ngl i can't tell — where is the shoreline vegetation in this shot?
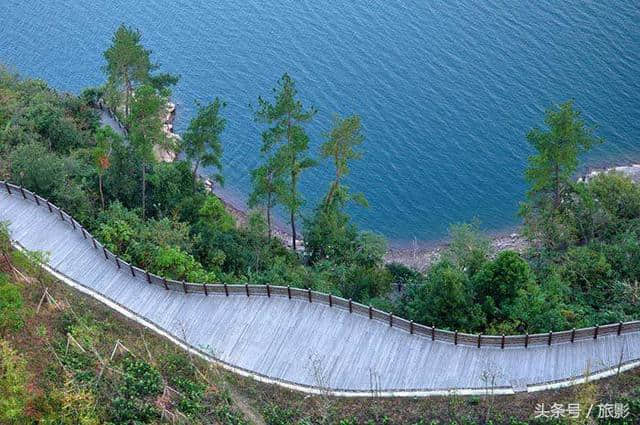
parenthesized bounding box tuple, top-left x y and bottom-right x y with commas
(144, 101, 640, 272)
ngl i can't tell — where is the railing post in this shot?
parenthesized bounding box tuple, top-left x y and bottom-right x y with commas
(59, 208, 64, 220)
(46, 200, 52, 213)
(501, 334, 505, 349)
(454, 330, 458, 345)
(348, 298, 352, 313)
(525, 333, 529, 348)
(71, 218, 76, 230)
(477, 333, 482, 348)
(4, 182, 11, 195)
(571, 328, 576, 343)
(594, 324, 599, 339)
(328, 294, 332, 307)
(92, 237, 97, 249)
(287, 286, 291, 299)
(162, 278, 169, 290)
(307, 288, 312, 303)
(129, 264, 135, 277)
(34, 195, 40, 206)
(115, 256, 120, 269)
(103, 246, 108, 260)
(368, 305, 372, 319)
(19, 186, 26, 199)
(266, 284, 271, 297)
(145, 271, 151, 284)
(431, 325, 435, 341)
(224, 283, 229, 296)
(389, 312, 393, 327)
(182, 280, 187, 294)
(410, 320, 414, 334)
(548, 330, 553, 345)
(618, 322, 623, 336)
(203, 284, 208, 296)
(80, 227, 87, 239)
(245, 284, 249, 297)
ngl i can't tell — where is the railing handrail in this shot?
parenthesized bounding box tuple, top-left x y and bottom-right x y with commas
(3, 180, 639, 348)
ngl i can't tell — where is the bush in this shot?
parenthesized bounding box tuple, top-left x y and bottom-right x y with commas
(407, 260, 485, 332)
(110, 356, 162, 423)
(0, 273, 23, 334)
(0, 340, 28, 424)
(473, 251, 534, 325)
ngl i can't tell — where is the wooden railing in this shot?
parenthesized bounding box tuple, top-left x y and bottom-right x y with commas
(4, 180, 640, 349)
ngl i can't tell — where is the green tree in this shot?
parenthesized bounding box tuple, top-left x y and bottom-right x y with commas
(444, 221, 491, 276)
(197, 196, 235, 233)
(321, 114, 366, 207)
(182, 98, 226, 190)
(129, 85, 164, 218)
(103, 25, 153, 118)
(254, 73, 316, 250)
(524, 100, 601, 208)
(472, 251, 535, 326)
(407, 260, 484, 332)
(248, 157, 286, 239)
(93, 126, 119, 209)
(521, 101, 602, 250)
(102, 25, 179, 118)
(9, 141, 66, 198)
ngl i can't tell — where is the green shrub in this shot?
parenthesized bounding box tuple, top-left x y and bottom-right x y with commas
(0, 273, 24, 334)
(0, 341, 28, 424)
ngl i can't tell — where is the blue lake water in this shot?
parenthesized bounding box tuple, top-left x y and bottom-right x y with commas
(1, 1, 639, 245)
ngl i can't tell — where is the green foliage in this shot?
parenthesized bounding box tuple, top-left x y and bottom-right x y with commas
(407, 260, 484, 332)
(197, 196, 235, 233)
(0, 273, 24, 334)
(182, 98, 226, 188)
(473, 251, 535, 325)
(129, 84, 165, 217)
(148, 160, 203, 219)
(9, 141, 66, 198)
(444, 221, 490, 276)
(0, 340, 28, 424)
(321, 114, 367, 207)
(110, 356, 162, 423)
(254, 73, 317, 250)
(248, 156, 287, 239)
(262, 403, 300, 425)
(93, 126, 119, 209)
(521, 100, 602, 250)
(102, 24, 178, 117)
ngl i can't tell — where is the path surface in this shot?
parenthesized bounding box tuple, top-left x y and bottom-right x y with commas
(1, 188, 640, 396)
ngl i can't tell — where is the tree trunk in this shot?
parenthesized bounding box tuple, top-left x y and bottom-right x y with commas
(124, 73, 132, 118)
(141, 163, 146, 219)
(291, 209, 297, 251)
(193, 161, 200, 192)
(554, 163, 560, 209)
(99, 173, 105, 210)
(267, 192, 272, 239)
(290, 167, 297, 251)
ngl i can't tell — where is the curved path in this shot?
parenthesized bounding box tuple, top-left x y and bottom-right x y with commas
(2, 187, 640, 396)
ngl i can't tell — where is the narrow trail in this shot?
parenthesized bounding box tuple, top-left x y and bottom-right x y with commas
(2, 184, 640, 397)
